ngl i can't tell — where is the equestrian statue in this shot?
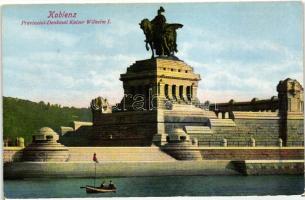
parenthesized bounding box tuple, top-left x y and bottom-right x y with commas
(139, 7, 183, 58)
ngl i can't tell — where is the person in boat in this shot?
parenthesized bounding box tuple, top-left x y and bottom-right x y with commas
(108, 180, 115, 189)
(100, 181, 105, 188)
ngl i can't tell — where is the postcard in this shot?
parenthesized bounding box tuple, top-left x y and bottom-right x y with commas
(2, 2, 304, 198)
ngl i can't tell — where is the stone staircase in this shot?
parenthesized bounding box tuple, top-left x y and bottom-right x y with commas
(165, 105, 217, 119)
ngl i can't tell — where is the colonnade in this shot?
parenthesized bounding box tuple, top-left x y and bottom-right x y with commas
(159, 83, 196, 101)
(124, 83, 197, 102)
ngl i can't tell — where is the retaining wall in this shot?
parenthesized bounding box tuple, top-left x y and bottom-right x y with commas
(199, 147, 304, 160)
(4, 160, 237, 179)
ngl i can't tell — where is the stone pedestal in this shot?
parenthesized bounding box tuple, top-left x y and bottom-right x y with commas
(160, 128, 202, 160)
(88, 58, 205, 147)
(23, 127, 69, 162)
(277, 78, 304, 146)
(119, 58, 201, 111)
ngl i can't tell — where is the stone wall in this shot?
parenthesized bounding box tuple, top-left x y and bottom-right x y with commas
(4, 160, 239, 179)
(199, 147, 304, 160)
(232, 160, 304, 175)
(60, 126, 93, 146)
(286, 114, 304, 146)
(4, 159, 303, 179)
(91, 110, 157, 146)
(5, 146, 303, 163)
(61, 110, 158, 146)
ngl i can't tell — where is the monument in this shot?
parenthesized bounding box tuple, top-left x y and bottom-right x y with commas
(3, 6, 304, 186)
(139, 6, 183, 58)
(60, 7, 304, 151)
(80, 7, 216, 148)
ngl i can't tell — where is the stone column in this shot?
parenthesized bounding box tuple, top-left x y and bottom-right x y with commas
(159, 82, 165, 97)
(278, 138, 283, 147)
(175, 85, 180, 100)
(222, 138, 227, 147)
(168, 84, 173, 99)
(192, 86, 198, 100)
(250, 137, 256, 147)
(183, 86, 188, 101)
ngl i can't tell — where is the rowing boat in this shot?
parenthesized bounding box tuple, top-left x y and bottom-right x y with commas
(81, 185, 116, 193)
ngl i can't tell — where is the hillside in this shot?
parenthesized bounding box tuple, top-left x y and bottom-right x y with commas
(3, 96, 92, 145)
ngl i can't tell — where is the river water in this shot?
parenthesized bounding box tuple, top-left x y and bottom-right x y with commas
(4, 175, 304, 198)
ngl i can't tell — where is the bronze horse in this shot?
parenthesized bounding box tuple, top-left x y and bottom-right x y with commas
(140, 19, 183, 58)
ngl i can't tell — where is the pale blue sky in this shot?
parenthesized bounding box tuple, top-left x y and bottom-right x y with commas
(2, 2, 303, 107)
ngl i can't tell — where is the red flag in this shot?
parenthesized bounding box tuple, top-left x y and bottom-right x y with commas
(93, 153, 99, 163)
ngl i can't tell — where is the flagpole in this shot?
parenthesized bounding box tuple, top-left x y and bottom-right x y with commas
(94, 162, 96, 187)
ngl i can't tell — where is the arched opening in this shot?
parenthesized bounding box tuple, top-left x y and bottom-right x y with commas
(179, 86, 183, 99)
(172, 85, 176, 99)
(46, 135, 53, 140)
(186, 86, 191, 101)
(165, 84, 169, 98)
(180, 136, 186, 142)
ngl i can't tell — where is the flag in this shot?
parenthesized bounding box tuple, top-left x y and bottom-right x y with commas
(93, 153, 99, 163)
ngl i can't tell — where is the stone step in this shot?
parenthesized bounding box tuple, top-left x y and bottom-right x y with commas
(185, 125, 213, 134)
(233, 111, 279, 119)
(172, 104, 202, 111)
(209, 119, 236, 127)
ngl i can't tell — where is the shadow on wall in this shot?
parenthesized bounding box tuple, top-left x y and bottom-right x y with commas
(59, 126, 93, 146)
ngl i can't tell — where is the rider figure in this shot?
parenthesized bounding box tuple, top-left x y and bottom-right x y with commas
(109, 180, 115, 189)
(151, 7, 167, 55)
(100, 181, 105, 188)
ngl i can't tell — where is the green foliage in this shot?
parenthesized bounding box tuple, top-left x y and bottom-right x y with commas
(3, 96, 92, 146)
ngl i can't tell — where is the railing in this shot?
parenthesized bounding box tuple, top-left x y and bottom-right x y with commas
(198, 141, 222, 147)
(198, 140, 304, 147)
(255, 141, 278, 146)
(286, 141, 304, 147)
(227, 141, 250, 147)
